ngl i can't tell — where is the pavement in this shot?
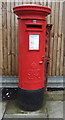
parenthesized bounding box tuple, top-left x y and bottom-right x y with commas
(1, 90, 65, 120)
(0, 101, 7, 120)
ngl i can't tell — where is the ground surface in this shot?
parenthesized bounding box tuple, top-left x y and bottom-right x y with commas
(2, 90, 65, 119)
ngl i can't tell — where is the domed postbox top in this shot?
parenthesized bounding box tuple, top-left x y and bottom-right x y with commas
(13, 4, 51, 20)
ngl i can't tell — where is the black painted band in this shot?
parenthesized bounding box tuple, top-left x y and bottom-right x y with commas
(17, 87, 44, 111)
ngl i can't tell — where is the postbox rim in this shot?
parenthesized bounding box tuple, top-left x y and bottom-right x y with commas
(13, 4, 51, 17)
(13, 4, 51, 10)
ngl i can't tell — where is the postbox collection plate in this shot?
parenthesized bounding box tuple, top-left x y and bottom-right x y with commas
(29, 34, 39, 50)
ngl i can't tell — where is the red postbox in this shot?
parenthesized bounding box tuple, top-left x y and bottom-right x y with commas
(13, 5, 51, 111)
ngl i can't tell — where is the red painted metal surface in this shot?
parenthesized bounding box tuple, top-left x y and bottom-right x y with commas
(13, 5, 51, 90)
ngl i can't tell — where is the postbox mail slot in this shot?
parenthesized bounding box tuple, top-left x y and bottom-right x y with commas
(27, 24, 42, 29)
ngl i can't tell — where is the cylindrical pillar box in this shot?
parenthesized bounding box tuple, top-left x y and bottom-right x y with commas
(13, 5, 51, 111)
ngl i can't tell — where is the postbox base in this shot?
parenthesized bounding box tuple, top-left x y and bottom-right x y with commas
(17, 87, 44, 111)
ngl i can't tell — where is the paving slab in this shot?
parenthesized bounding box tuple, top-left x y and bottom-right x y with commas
(46, 101, 63, 118)
(0, 101, 7, 120)
(4, 99, 47, 118)
(63, 101, 65, 120)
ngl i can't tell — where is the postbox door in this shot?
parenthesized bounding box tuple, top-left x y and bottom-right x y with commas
(28, 32, 45, 89)
(18, 20, 46, 90)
